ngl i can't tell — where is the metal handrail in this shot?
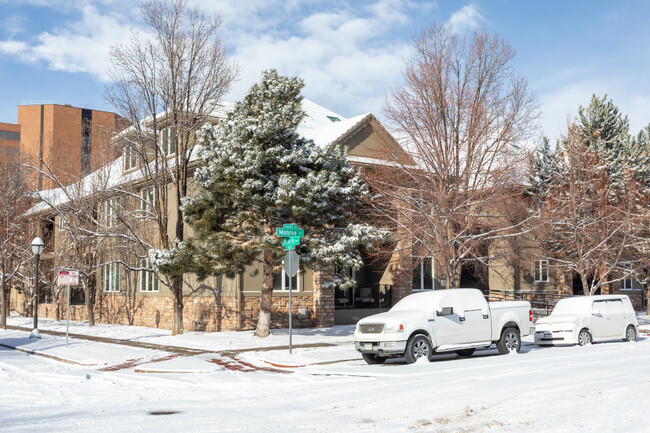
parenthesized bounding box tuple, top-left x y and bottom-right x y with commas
(484, 289, 571, 317)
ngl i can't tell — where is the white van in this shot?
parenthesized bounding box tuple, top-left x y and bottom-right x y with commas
(534, 295, 638, 346)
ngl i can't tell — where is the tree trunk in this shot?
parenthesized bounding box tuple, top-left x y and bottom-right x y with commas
(255, 249, 275, 338)
(581, 274, 590, 296)
(171, 277, 184, 335)
(84, 278, 96, 327)
(55, 294, 60, 322)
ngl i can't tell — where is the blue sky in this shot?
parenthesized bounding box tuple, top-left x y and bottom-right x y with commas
(1, 0, 649, 142)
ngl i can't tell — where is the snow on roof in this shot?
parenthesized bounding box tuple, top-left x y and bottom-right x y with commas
(27, 99, 381, 215)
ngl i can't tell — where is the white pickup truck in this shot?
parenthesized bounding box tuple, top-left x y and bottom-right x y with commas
(354, 289, 533, 364)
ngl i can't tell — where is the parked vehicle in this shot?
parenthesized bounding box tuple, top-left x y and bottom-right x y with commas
(354, 288, 533, 364)
(534, 295, 638, 346)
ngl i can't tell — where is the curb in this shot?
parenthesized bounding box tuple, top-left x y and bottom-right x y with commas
(0, 343, 95, 366)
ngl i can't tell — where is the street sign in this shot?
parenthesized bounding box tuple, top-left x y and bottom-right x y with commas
(276, 223, 304, 238)
(277, 224, 303, 355)
(58, 269, 79, 349)
(58, 270, 79, 286)
(276, 226, 304, 238)
(284, 250, 299, 277)
(282, 236, 300, 250)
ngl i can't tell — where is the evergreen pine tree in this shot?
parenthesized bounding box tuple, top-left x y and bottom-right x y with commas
(630, 123, 650, 186)
(150, 70, 385, 337)
(577, 94, 631, 192)
(528, 136, 560, 203)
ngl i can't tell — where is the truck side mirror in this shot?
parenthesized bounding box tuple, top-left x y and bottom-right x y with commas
(591, 308, 601, 316)
(437, 306, 453, 316)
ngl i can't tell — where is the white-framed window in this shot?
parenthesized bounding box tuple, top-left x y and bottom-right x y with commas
(140, 186, 155, 212)
(105, 198, 118, 227)
(123, 145, 138, 172)
(273, 263, 301, 291)
(104, 262, 120, 292)
(160, 127, 176, 156)
(412, 257, 435, 290)
(622, 275, 634, 290)
(534, 260, 549, 282)
(140, 259, 159, 292)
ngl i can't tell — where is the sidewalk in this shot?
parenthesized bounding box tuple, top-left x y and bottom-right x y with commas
(0, 317, 360, 373)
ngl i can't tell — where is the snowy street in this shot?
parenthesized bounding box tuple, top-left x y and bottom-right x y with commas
(1, 318, 649, 432)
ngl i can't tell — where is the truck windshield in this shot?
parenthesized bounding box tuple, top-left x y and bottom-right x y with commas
(391, 292, 441, 312)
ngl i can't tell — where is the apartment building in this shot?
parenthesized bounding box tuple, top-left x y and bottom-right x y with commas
(17, 104, 124, 190)
(0, 122, 20, 163)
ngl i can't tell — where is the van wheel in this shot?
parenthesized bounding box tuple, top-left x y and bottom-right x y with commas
(362, 353, 387, 364)
(404, 335, 433, 364)
(625, 325, 637, 342)
(578, 329, 592, 346)
(497, 327, 521, 354)
(455, 348, 475, 357)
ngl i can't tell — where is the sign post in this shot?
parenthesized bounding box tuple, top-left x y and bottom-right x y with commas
(58, 270, 79, 348)
(276, 224, 303, 354)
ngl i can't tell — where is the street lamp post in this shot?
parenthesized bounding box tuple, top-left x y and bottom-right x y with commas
(30, 237, 44, 339)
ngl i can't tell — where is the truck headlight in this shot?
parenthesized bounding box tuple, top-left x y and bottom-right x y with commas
(385, 323, 404, 333)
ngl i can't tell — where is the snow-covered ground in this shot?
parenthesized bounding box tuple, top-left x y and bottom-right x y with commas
(2, 316, 650, 432)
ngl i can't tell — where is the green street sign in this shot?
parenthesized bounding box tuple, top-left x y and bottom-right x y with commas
(282, 237, 300, 250)
(276, 225, 304, 238)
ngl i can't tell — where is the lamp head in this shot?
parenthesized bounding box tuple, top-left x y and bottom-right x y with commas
(31, 237, 44, 256)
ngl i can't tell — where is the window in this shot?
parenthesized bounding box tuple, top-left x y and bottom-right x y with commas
(534, 260, 549, 282)
(69, 287, 85, 305)
(105, 198, 118, 227)
(141, 260, 159, 292)
(81, 109, 92, 176)
(104, 262, 120, 292)
(412, 257, 435, 290)
(622, 275, 633, 290)
(160, 127, 176, 156)
(38, 286, 53, 304)
(123, 145, 138, 171)
(273, 262, 300, 291)
(140, 186, 155, 212)
(326, 116, 341, 123)
(0, 130, 20, 141)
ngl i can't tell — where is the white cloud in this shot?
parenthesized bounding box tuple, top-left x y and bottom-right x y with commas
(447, 4, 485, 34)
(0, 40, 28, 55)
(0, 0, 423, 120)
(221, 1, 419, 119)
(538, 79, 650, 142)
(0, 3, 138, 81)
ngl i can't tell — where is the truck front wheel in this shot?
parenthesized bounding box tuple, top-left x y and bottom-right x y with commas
(362, 353, 387, 364)
(497, 327, 521, 354)
(404, 335, 433, 364)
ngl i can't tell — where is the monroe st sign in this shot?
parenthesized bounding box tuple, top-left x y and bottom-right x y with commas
(276, 223, 303, 251)
(275, 223, 304, 353)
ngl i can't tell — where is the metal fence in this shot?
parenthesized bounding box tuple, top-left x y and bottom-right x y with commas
(484, 289, 571, 317)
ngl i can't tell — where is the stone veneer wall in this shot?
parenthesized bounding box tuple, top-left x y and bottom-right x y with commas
(312, 269, 334, 327)
(35, 293, 316, 332)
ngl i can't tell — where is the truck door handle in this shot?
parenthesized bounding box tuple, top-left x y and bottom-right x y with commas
(483, 314, 489, 319)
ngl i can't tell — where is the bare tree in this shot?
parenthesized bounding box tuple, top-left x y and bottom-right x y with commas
(26, 155, 120, 326)
(370, 23, 539, 288)
(105, 0, 237, 335)
(0, 161, 32, 329)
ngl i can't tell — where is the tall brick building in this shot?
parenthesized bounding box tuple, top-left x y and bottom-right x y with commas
(0, 122, 21, 164)
(17, 104, 124, 190)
